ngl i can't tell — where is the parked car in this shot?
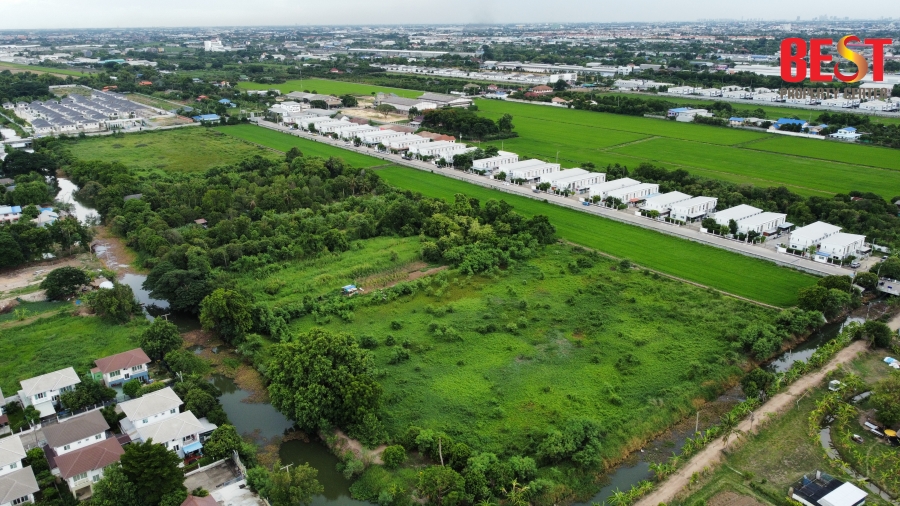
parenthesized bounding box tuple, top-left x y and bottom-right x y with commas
(850, 260, 861, 268)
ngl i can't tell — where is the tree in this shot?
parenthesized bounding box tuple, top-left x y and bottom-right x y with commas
(261, 461, 324, 506)
(140, 319, 183, 361)
(60, 376, 116, 411)
(119, 440, 185, 506)
(203, 424, 244, 461)
(340, 95, 358, 107)
(285, 147, 303, 163)
(268, 328, 382, 431)
(728, 219, 738, 236)
(862, 320, 893, 348)
(381, 445, 407, 470)
(165, 349, 209, 376)
(855, 271, 878, 291)
(877, 257, 900, 279)
(123, 379, 142, 398)
(0, 232, 25, 268)
(418, 465, 465, 506)
(740, 368, 774, 399)
(376, 104, 397, 117)
(553, 79, 568, 91)
(871, 371, 900, 426)
(40, 266, 89, 300)
(90, 464, 142, 506)
(184, 388, 218, 418)
(87, 282, 141, 323)
(309, 99, 328, 109)
(498, 113, 514, 132)
(199, 288, 253, 345)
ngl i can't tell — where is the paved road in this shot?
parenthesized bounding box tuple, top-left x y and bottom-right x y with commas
(253, 120, 849, 278)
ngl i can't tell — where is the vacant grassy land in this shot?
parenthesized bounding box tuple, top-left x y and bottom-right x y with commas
(288, 244, 771, 464)
(0, 314, 148, 394)
(375, 166, 815, 307)
(68, 127, 274, 175)
(747, 135, 900, 171)
(238, 78, 422, 98)
(610, 137, 900, 198)
(246, 236, 425, 308)
(0, 62, 90, 77)
(215, 124, 390, 167)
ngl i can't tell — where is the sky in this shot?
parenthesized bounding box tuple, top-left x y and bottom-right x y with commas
(0, 0, 897, 29)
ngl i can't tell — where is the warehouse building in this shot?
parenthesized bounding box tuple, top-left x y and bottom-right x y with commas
(670, 196, 718, 222)
(501, 159, 560, 182)
(607, 182, 660, 205)
(711, 204, 762, 227)
(587, 178, 641, 199)
(472, 151, 519, 174)
(546, 169, 605, 192)
(641, 191, 692, 215)
(817, 233, 868, 260)
(410, 140, 473, 159)
(735, 212, 787, 235)
(389, 135, 431, 151)
(789, 221, 842, 251)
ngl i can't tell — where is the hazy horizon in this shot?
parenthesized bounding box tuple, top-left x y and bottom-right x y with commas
(1, 0, 898, 31)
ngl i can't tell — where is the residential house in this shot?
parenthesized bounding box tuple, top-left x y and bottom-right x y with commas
(790, 472, 866, 506)
(116, 387, 183, 435)
(91, 348, 151, 388)
(773, 118, 808, 130)
(418, 132, 455, 142)
(43, 411, 123, 497)
(817, 233, 868, 260)
(735, 212, 787, 235)
(501, 159, 560, 182)
(529, 85, 553, 95)
(43, 411, 110, 457)
(586, 178, 641, 199)
(53, 438, 124, 497)
(18, 367, 81, 418)
(181, 496, 218, 506)
(789, 221, 842, 251)
(712, 204, 762, 227)
(830, 127, 862, 141)
(0, 206, 22, 224)
(670, 196, 718, 222)
(471, 151, 519, 174)
(0, 435, 39, 506)
(134, 411, 214, 459)
(358, 130, 409, 146)
(641, 191, 692, 215)
(551, 97, 569, 105)
(337, 125, 380, 140)
(546, 169, 605, 192)
(606, 183, 660, 205)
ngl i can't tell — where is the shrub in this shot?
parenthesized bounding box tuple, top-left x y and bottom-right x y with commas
(381, 445, 407, 469)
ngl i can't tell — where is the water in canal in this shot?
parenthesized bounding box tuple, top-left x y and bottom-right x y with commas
(56, 178, 100, 224)
(765, 317, 863, 373)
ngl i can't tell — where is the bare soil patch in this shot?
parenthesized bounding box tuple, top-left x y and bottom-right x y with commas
(708, 490, 766, 506)
(0, 256, 88, 294)
(358, 262, 447, 290)
(326, 428, 387, 465)
(92, 226, 141, 273)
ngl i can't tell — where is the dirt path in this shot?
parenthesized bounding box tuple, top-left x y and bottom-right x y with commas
(887, 312, 900, 331)
(635, 340, 869, 506)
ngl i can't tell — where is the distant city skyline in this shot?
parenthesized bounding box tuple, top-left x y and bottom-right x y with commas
(1, 0, 898, 30)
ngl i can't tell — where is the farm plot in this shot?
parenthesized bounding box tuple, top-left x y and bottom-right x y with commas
(238, 78, 422, 98)
(610, 137, 900, 198)
(374, 166, 815, 307)
(746, 135, 900, 171)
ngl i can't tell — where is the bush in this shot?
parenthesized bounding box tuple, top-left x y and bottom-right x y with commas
(381, 445, 407, 470)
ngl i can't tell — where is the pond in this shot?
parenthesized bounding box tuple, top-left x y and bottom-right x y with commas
(55, 178, 100, 224)
(210, 374, 369, 506)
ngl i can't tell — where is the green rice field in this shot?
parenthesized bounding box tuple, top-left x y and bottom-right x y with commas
(374, 166, 816, 307)
(238, 78, 422, 98)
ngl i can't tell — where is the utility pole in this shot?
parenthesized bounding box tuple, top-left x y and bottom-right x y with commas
(695, 410, 700, 434)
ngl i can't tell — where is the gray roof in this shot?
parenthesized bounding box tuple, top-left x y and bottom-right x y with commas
(117, 387, 182, 421)
(42, 410, 109, 449)
(0, 467, 39, 505)
(135, 411, 208, 443)
(380, 96, 428, 107)
(0, 434, 26, 468)
(19, 367, 80, 397)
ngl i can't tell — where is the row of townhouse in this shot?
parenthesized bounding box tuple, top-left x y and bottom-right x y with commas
(788, 221, 868, 261)
(8, 349, 216, 499)
(16, 90, 153, 135)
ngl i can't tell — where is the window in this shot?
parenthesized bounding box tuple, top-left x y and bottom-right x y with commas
(12, 496, 30, 505)
(95, 434, 102, 440)
(73, 472, 87, 481)
(109, 370, 121, 378)
(131, 365, 142, 371)
(35, 392, 46, 400)
(170, 409, 176, 414)
(63, 445, 70, 451)
(10, 462, 17, 469)
(93, 473, 102, 482)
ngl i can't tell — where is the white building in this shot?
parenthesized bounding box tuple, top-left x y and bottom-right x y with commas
(818, 233, 867, 260)
(711, 204, 762, 227)
(338, 125, 380, 139)
(641, 191, 692, 215)
(696, 88, 723, 97)
(376, 96, 437, 112)
(43, 411, 109, 456)
(410, 140, 473, 159)
(388, 135, 431, 151)
(43, 410, 123, 497)
(830, 127, 862, 141)
(606, 183, 660, 205)
(0, 435, 39, 506)
(316, 120, 353, 134)
(471, 151, 519, 173)
(358, 130, 409, 145)
(722, 90, 752, 99)
(117, 387, 183, 435)
(752, 92, 785, 102)
(735, 212, 786, 235)
(789, 221, 842, 251)
(18, 367, 81, 417)
(134, 411, 214, 459)
(91, 348, 151, 388)
(668, 86, 699, 94)
(859, 100, 899, 112)
(501, 159, 560, 182)
(546, 169, 605, 192)
(821, 96, 858, 108)
(587, 178, 641, 199)
(670, 196, 718, 222)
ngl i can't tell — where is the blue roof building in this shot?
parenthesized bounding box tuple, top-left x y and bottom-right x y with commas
(192, 114, 221, 122)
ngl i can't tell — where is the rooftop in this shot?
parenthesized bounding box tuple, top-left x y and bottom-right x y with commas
(588, 178, 641, 192)
(0, 434, 26, 468)
(117, 387, 182, 421)
(792, 221, 842, 239)
(53, 437, 124, 480)
(819, 232, 867, 247)
(19, 367, 80, 397)
(94, 348, 151, 374)
(0, 467, 39, 505)
(643, 191, 692, 207)
(43, 410, 110, 450)
(136, 411, 210, 444)
(713, 204, 762, 222)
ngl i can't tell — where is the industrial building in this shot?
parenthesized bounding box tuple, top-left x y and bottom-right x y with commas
(670, 196, 718, 222)
(641, 191, 692, 215)
(587, 178, 641, 199)
(789, 221, 842, 251)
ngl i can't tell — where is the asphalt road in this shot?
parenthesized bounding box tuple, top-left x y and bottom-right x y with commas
(255, 119, 850, 278)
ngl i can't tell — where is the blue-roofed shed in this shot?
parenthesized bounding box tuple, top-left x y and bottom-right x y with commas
(192, 114, 221, 122)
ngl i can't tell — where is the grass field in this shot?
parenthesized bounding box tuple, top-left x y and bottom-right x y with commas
(68, 128, 275, 175)
(746, 135, 900, 170)
(0, 314, 149, 395)
(287, 244, 771, 464)
(375, 166, 815, 307)
(215, 124, 390, 167)
(0, 62, 91, 77)
(238, 78, 422, 98)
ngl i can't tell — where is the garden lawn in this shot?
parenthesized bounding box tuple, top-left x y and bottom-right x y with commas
(237, 78, 422, 98)
(68, 127, 274, 175)
(746, 135, 900, 171)
(288, 244, 773, 464)
(374, 166, 816, 307)
(214, 124, 389, 168)
(0, 314, 149, 395)
(609, 137, 900, 198)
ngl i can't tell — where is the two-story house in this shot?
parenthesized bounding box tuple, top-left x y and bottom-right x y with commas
(18, 368, 81, 418)
(116, 387, 182, 436)
(91, 348, 151, 388)
(42, 411, 123, 497)
(117, 388, 215, 459)
(0, 435, 39, 506)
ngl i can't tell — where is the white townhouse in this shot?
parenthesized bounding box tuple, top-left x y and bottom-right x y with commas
(668, 86, 699, 94)
(735, 212, 786, 235)
(696, 88, 723, 97)
(135, 411, 214, 459)
(358, 130, 409, 146)
(116, 387, 183, 435)
(670, 196, 718, 222)
(712, 204, 762, 227)
(388, 135, 431, 151)
(43, 411, 123, 497)
(587, 178, 641, 199)
(0, 435, 39, 506)
(299, 116, 341, 131)
(817, 233, 867, 260)
(472, 151, 519, 173)
(316, 120, 353, 134)
(641, 191, 692, 215)
(502, 159, 560, 182)
(18, 367, 81, 417)
(547, 169, 605, 193)
(722, 90, 752, 99)
(338, 125, 380, 139)
(91, 348, 151, 388)
(409, 140, 473, 159)
(606, 183, 660, 205)
(789, 221, 842, 251)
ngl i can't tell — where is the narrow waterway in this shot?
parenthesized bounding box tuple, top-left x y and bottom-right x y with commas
(765, 317, 863, 373)
(55, 178, 99, 224)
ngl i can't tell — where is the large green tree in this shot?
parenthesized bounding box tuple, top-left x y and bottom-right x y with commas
(418, 465, 465, 506)
(40, 266, 90, 300)
(268, 328, 382, 431)
(199, 288, 253, 345)
(250, 461, 323, 506)
(90, 464, 142, 506)
(119, 440, 185, 506)
(59, 376, 116, 411)
(87, 282, 141, 323)
(140, 319, 183, 361)
(871, 371, 900, 426)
